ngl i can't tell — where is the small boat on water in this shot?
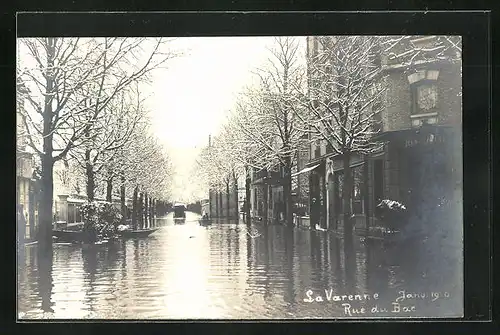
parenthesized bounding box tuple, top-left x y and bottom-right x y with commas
(117, 227, 159, 238)
(198, 219, 212, 226)
(81, 238, 111, 250)
(52, 229, 85, 243)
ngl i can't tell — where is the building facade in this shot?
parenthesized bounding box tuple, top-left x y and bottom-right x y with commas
(249, 166, 285, 224)
(304, 36, 462, 233)
(208, 186, 239, 219)
(52, 159, 134, 227)
(16, 80, 36, 241)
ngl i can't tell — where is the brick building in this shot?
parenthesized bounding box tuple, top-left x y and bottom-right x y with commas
(303, 36, 462, 233)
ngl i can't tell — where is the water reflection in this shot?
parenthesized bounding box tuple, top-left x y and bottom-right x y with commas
(18, 212, 463, 319)
(38, 248, 54, 314)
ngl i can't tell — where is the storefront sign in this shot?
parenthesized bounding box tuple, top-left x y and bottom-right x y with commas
(404, 133, 443, 148)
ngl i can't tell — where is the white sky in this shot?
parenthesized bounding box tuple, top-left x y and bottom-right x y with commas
(17, 36, 307, 202)
(145, 37, 275, 149)
(142, 37, 279, 201)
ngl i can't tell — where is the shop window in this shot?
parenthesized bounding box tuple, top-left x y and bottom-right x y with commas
(352, 165, 365, 214)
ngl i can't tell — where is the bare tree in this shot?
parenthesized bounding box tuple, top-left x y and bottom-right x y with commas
(198, 133, 236, 219)
(68, 84, 147, 202)
(233, 37, 308, 226)
(17, 37, 176, 251)
(297, 36, 386, 239)
(122, 128, 173, 229)
(381, 35, 462, 68)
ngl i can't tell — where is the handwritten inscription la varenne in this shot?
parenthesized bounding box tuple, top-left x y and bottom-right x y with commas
(303, 289, 451, 316)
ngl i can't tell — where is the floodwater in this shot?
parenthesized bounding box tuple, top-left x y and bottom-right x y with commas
(17, 211, 463, 320)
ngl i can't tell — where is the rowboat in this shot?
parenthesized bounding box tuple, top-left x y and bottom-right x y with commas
(198, 219, 212, 226)
(82, 238, 111, 250)
(52, 229, 85, 243)
(117, 227, 159, 238)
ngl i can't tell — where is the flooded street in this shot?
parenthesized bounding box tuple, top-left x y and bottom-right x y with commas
(17, 212, 462, 319)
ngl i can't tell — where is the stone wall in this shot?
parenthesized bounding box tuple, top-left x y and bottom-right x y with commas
(382, 71, 413, 132)
(436, 63, 462, 126)
(381, 62, 462, 133)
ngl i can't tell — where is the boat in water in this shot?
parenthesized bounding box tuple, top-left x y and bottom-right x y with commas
(52, 229, 86, 243)
(198, 215, 212, 226)
(117, 227, 159, 238)
(53, 222, 159, 243)
(81, 238, 111, 250)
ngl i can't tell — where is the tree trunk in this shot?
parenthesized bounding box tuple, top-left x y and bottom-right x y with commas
(214, 190, 219, 218)
(106, 177, 113, 203)
(342, 151, 354, 240)
(226, 181, 230, 220)
(85, 149, 95, 202)
(151, 198, 155, 227)
(363, 157, 370, 235)
(120, 173, 126, 225)
(37, 37, 56, 254)
(38, 154, 54, 254)
(132, 186, 138, 230)
(219, 192, 223, 218)
(263, 181, 268, 225)
(245, 166, 251, 225)
(138, 192, 144, 229)
(283, 164, 293, 227)
(233, 175, 239, 222)
(143, 193, 148, 228)
(145, 193, 150, 228)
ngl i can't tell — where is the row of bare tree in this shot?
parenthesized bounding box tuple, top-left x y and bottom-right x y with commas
(196, 35, 461, 239)
(17, 37, 178, 252)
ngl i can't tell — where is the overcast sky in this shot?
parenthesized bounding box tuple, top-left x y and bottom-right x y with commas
(18, 36, 306, 202)
(143, 37, 279, 201)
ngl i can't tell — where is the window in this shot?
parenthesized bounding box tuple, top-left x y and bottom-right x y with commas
(75, 205, 82, 223)
(314, 140, 321, 158)
(411, 81, 438, 115)
(352, 165, 365, 214)
(334, 171, 344, 214)
(408, 70, 440, 117)
(416, 84, 438, 112)
(372, 100, 383, 132)
(68, 204, 75, 223)
(326, 142, 333, 154)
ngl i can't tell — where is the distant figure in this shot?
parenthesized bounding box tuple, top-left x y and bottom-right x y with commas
(202, 211, 209, 220)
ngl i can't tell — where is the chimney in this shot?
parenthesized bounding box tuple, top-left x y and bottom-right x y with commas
(208, 135, 211, 147)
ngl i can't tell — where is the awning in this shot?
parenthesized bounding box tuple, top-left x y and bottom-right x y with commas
(291, 164, 320, 177)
